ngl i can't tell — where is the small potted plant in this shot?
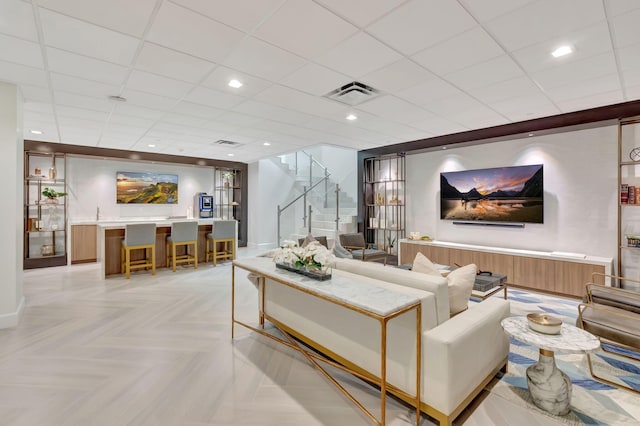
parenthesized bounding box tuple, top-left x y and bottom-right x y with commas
(42, 187, 67, 204)
(386, 235, 396, 253)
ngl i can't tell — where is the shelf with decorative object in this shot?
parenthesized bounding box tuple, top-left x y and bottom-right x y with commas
(24, 151, 68, 269)
(363, 156, 406, 255)
(618, 117, 640, 285)
(214, 167, 245, 245)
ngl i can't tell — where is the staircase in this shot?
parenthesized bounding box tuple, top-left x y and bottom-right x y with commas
(275, 152, 358, 245)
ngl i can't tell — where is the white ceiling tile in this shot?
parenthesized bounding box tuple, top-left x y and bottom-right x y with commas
(412, 27, 504, 76)
(445, 55, 525, 91)
(113, 103, 166, 120)
(39, 8, 139, 65)
(626, 85, 640, 100)
(280, 63, 350, 96)
(254, 85, 344, 116)
(120, 88, 177, 111)
(23, 102, 55, 115)
(606, 0, 640, 17)
(623, 68, 640, 88)
(54, 91, 112, 111)
(469, 76, 542, 104)
(170, 101, 224, 120)
(0, 33, 43, 68)
(546, 73, 621, 103)
(489, 93, 561, 121)
(46, 47, 128, 85)
(448, 106, 510, 129)
(355, 96, 434, 124)
(0, 60, 47, 87)
(109, 113, 155, 128)
(485, 0, 605, 51)
(126, 70, 193, 99)
(185, 86, 245, 109)
(20, 85, 52, 103)
(395, 78, 462, 107)
(215, 112, 264, 127)
(315, 0, 406, 28)
(36, 0, 157, 37)
(423, 92, 485, 116)
(170, 0, 281, 33)
(103, 123, 148, 137)
(512, 22, 612, 74)
(147, 2, 245, 63)
(611, 8, 640, 49)
(255, 1, 357, 58)
(532, 52, 617, 90)
(360, 59, 435, 93)
(409, 116, 469, 136)
(25, 130, 59, 143)
(56, 105, 109, 122)
(201, 120, 240, 135)
(618, 43, 640, 71)
(316, 32, 403, 78)
(0, 0, 38, 41)
(201, 66, 272, 97)
(459, 0, 535, 22)
(50, 73, 120, 99)
(161, 113, 206, 128)
(366, 0, 476, 55)
(223, 37, 307, 82)
(135, 43, 216, 84)
(556, 90, 624, 113)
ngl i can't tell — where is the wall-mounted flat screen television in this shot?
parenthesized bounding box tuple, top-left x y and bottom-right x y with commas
(116, 171, 178, 204)
(440, 164, 543, 224)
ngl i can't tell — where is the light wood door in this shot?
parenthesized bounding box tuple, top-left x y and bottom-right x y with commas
(555, 261, 606, 297)
(472, 252, 514, 282)
(513, 257, 555, 292)
(71, 224, 97, 263)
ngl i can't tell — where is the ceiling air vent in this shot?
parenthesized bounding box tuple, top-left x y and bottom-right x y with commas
(325, 81, 379, 106)
(214, 140, 242, 147)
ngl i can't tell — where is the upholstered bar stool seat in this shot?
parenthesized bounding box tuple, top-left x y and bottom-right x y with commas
(166, 221, 198, 272)
(206, 220, 236, 266)
(121, 223, 156, 279)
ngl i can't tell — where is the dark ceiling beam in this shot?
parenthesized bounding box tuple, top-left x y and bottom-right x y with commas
(360, 99, 640, 157)
(24, 140, 246, 169)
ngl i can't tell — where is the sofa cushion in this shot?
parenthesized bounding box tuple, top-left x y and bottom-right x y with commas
(412, 252, 441, 276)
(447, 264, 477, 315)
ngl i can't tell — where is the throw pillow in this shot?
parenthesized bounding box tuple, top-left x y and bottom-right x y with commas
(447, 263, 477, 315)
(412, 252, 441, 276)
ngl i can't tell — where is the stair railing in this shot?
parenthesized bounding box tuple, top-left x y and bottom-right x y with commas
(277, 175, 330, 245)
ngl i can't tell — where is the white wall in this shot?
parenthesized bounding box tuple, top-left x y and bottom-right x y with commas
(67, 157, 214, 220)
(0, 82, 24, 328)
(304, 145, 358, 202)
(406, 125, 618, 260)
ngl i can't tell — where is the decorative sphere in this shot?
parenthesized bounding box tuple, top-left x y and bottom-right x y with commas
(630, 147, 640, 162)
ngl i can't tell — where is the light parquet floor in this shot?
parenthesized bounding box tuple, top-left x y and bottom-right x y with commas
(0, 249, 562, 426)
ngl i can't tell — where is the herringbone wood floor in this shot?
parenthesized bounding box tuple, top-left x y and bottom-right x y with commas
(0, 249, 558, 426)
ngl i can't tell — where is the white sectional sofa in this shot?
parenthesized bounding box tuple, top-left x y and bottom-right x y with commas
(260, 257, 511, 426)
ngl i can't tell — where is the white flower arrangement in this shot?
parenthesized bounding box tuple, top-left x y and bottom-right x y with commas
(273, 240, 335, 271)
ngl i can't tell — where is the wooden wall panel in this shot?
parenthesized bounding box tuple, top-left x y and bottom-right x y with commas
(448, 249, 474, 268)
(555, 261, 605, 297)
(513, 257, 555, 292)
(472, 252, 514, 282)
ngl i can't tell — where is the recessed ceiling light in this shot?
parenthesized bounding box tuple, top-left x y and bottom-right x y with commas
(227, 153, 235, 157)
(147, 144, 156, 147)
(228, 79, 243, 88)
(551, 45, 572, 58)
(528, 133, 535, 137)
(441, 146, 447, 150)
(30, 130, 43, 135)
(263, 142, 271, 146)
(346, 114, 357, 121)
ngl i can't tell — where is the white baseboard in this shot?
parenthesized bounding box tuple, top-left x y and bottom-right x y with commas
(0, 296, 25, 329)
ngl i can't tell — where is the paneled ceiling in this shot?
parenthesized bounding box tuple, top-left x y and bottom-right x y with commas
(2, 0, 639, 163)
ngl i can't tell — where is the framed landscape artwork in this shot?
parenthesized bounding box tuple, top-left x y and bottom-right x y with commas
(116, 172, 178, 204)
(440, 164, 543, 224)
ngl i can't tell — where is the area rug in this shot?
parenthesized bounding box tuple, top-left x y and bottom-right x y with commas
(492, 289, 640, 425)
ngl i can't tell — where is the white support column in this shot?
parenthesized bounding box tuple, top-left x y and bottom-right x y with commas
(0, 81, 25, 328)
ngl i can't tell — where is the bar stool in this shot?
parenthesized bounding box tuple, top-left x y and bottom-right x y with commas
(166, 221, 198, 272)
(206, 220, 236, 266)
(120, 223, 156, 279)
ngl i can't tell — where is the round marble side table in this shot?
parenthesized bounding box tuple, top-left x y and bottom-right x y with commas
(501, 316, 600, 416)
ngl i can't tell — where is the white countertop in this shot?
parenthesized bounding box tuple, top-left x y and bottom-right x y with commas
(501, 317, 600, 354)
(234, 257, 420, 317)
(399, 238, 612, 265)
(70, 217, 217, 228)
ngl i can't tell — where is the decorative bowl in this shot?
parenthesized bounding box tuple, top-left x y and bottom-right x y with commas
(527, 313, 562, 335)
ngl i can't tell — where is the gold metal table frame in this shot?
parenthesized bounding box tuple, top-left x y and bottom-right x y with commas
(232, 261, 422, 426)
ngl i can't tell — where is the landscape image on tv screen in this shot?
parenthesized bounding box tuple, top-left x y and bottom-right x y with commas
(116, 171, 178, 204)
(440, 164, 543, 223)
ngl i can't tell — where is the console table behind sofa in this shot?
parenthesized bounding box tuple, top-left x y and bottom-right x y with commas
(399, 239, 612, 298)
